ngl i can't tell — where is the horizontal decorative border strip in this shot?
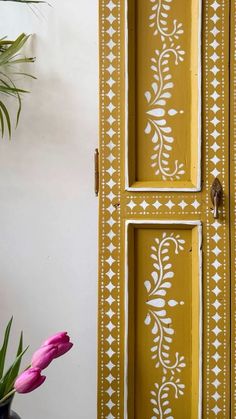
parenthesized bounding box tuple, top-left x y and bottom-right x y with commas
(126, 196, 202, 214)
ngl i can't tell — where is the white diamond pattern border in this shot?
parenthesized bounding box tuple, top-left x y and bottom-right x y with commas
(99, 1, 230, 418)
(100, 1, 121, 418)
(206, 0, 228, 416)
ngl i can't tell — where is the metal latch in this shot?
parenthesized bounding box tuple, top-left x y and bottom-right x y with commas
(94, 148, 99, 196)
(210, 178, 223, 219)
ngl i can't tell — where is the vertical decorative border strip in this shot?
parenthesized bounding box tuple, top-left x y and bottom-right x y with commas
(98, 1, 122, 418)
(205, 0, 230, 417)
(231, 0, 236, 416)
(99, 1, 230, 418)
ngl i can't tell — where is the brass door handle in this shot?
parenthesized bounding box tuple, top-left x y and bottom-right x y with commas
(210, 178, 223, 219)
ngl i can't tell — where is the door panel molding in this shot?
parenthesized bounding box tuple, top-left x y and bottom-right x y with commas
(98, 0, 231, 417)
(125, 0, 202, 191)
(124, 220, 202, 419)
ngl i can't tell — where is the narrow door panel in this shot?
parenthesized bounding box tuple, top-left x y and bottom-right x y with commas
(126, 223, 201, 418)
(98, 1, 231, 418)
(231, 2, 236, 416)
(127, 0, 201, 190)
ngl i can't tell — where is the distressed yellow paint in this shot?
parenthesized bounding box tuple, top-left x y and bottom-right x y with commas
(127, 0, 201, 190)
(230, 1, 236, 416)
(98, 1, 231, 418)
(126, 224, 201, 418)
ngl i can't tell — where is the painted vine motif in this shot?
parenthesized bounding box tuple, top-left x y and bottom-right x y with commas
(150, 378, 185, 419)
(145, 0, 186, 180)
(149, 0, 183, 41)
(144, 233, 186, 417)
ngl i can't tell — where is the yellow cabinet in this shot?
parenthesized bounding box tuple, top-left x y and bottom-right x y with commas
(98, 1, 235, 417)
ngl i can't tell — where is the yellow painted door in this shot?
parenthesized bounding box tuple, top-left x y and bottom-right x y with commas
(231, 2, 236, 417)
(98, 0, 233, 417)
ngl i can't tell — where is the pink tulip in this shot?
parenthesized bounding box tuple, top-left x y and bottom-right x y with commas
(14, 368, 46, 394)
(31, 344, 58, 370)
(43, 332, 70, 346)
(42, 332, 73, 358)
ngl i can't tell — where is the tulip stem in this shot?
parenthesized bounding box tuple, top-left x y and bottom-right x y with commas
(0, 364, 31, 405)
(0, 365, 31, 405)
(0, 389, 16, 404)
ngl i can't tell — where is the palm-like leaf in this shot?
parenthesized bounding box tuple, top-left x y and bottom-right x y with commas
(0, 317, 13, 379)
(0, 33, 35, 138)
(0, 1, 46, 3)
(0, 321, 29, 401)
(0, 0, 47, 138)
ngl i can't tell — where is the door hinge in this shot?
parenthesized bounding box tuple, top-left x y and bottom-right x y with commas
(94, 148, 99, 197)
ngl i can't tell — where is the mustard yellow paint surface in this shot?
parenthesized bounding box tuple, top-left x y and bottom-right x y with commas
(98, 1, 231, 418)
(128, 0, 200, 189)
(127, 225, 200, 418)
(230, 1, 236, 416)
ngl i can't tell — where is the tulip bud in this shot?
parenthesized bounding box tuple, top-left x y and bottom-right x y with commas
(42, 332, 73, 358)
(54, 341, 73, 358)
(14, 368, 46, 394)
(31, 344, 58, 370)
(42, 332, 70, 346)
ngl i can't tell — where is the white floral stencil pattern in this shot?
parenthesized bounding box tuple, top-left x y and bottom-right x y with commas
(150, 377, 185, 419)
(145, 0, 186, 180)
(144, 233, 186, 417)
(149, 0, 184, 41)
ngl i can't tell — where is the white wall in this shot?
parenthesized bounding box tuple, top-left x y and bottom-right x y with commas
(0, 1, 98, 418)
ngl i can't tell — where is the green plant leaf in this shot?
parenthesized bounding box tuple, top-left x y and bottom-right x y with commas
(6, 331, 23, 388)
(0, 76, 29, 129)
(0, 317, 13, 380)
(0, 32, 35, 138)
(0, 101, 11, 137)
(0, 106, 4, 137)
(4, 341, 29, 395)
(0, 84, 28, 94)
(7, 58, 35, 65)
(0, 332, 23, 398)
(0, 33, 30, 66)
(13, 72, 37, 80)
(0, 0, 47, 3)
(0, 345, 29, 399)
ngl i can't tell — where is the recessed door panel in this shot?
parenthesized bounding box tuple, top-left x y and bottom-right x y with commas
(127, 0, 201, 190)
(126, 223, 201, 418)
(98, 0, 231, 418)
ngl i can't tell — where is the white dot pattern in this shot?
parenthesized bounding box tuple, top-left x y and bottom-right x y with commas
(98, 0, 230, 417)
